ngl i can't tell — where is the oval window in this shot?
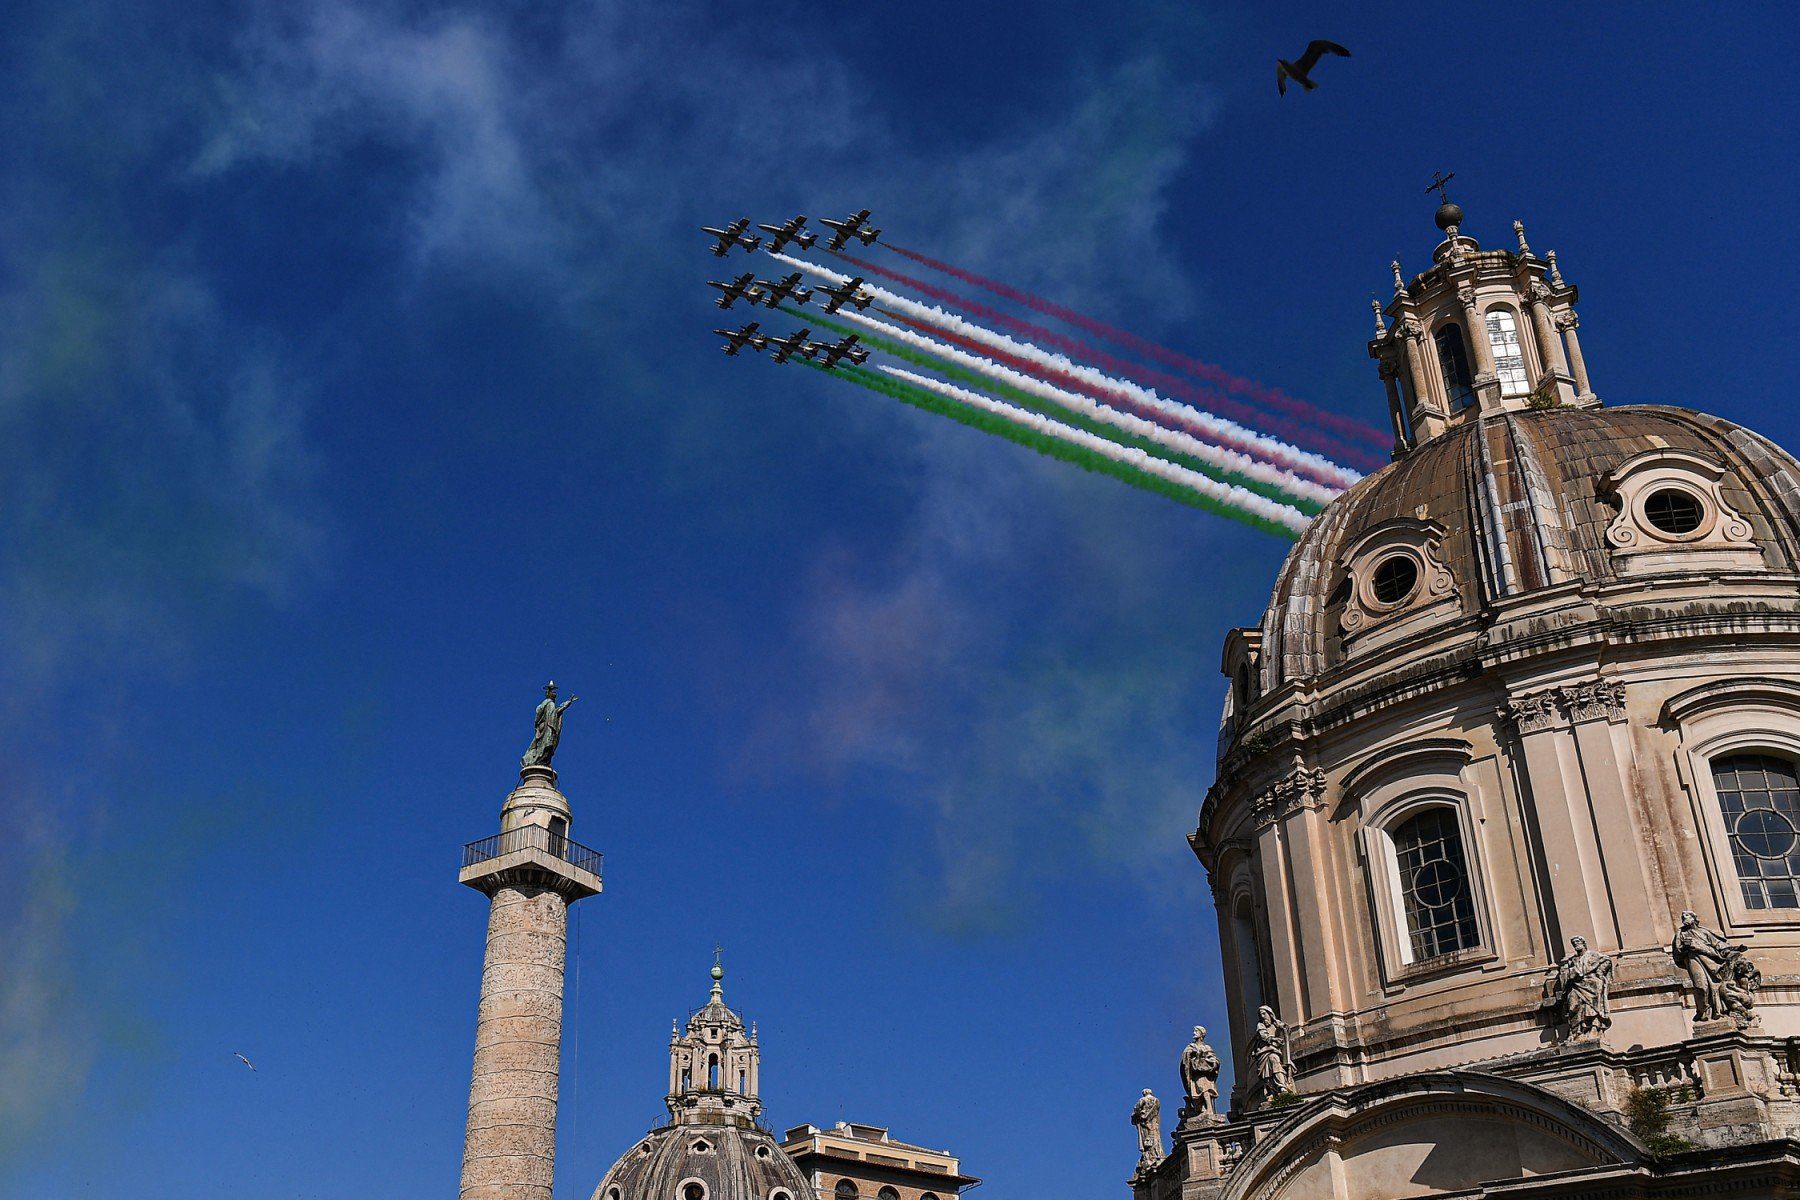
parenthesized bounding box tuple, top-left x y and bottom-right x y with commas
(1643, 487, 1705, 536)
(1370, 555, 1419, 605)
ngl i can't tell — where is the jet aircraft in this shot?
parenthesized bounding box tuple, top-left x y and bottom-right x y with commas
(753, 273, 813, 308)
(809, 334, 870, 369)
(820, 209, 881, 251)
(757, 215, 817, 253)
(714, 322, 766, 356)
(764, 327, 816, 364)
(817, 276, 875, 314)
(708, 272, 762, 309)
(703, 218, 762, 256)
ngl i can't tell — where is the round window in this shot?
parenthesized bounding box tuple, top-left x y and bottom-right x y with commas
(685, 1185, 707, 1200)
(1370, 555, 1420, 605)
(1735, 807, 1798, 860)
(1642, 487, 1706, 536)
(1410, 858, 1465, 907)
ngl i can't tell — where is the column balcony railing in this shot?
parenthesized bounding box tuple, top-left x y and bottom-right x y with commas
(462, 825, 603, 877)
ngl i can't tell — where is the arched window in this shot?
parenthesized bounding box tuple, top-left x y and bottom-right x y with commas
(1391, 807, 1479, 959)
(835, 1182, 859, 1200)
(1713, 753, 1800, 909)
(877, 1189, 900, 1200)
(1434, 324, 1475, 411)
(1483, 309, 1528, 396)
(708, 1055, 719, 1089)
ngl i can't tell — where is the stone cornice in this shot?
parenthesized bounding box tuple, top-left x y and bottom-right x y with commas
(1199, 596, 1800, 844)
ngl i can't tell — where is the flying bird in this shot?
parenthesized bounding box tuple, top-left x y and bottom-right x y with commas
(234, 1052, 257, 1072)
(1276, 40, 1350, 95)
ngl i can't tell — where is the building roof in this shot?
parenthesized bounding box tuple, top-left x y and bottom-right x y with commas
(1256, 404, 1800, 691)
(780, 1123, 979, 1188)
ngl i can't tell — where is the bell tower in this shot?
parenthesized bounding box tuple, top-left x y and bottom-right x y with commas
(1369, 173, 1599, 451)
(666, 953, 762, 1126)
(457, 684, 603, 1200)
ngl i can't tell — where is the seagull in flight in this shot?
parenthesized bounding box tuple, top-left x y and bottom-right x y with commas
(1277, 40, 1350, 95)
(234, 1052, 257, 1072)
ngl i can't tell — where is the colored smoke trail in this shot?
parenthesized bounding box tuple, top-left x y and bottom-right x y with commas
(876, 366, 1313, 535)
(837, 251, 1385, 474)
(793, 307, 1323, 512)
(768, 251, 1360, 490)
(858, 307, 1339, 507)
(816, 306, 1336, 508)
(883, 243, 1387, 451)
(804, 361, 1307, 538)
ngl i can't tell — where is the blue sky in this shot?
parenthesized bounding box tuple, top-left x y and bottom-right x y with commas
(3, 1, 1797, 1196)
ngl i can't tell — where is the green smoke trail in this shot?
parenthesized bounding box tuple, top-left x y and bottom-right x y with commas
(790, 308, 1324, 515)
(798, 358, 1301, 540)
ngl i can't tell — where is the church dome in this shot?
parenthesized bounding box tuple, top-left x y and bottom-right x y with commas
(591, 963, 808, 1200)
(592, 1123, 810, 1200)
(1255, 403, 1800, 691)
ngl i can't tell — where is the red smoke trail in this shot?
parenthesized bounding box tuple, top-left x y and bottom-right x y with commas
(838, 253, 1384, 474)
(877, 308, 1342, 494)
(880, 244, 1388, 453)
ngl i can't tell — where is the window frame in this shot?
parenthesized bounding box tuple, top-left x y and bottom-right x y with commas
(1344, 741, 1499, 990)
(1433, 321, 1476, 412)
(1668, 678, 1800, 930)
(1482, 305, 1531, 397)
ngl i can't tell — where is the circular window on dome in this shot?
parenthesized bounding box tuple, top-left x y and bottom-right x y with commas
(1369, 554, 1420, 606)
(771, 1191, 793, 1200)
(755, 1146, 772, 1161)
(1642, 486, 1707, 537)
(684, 1184, 707, 1200)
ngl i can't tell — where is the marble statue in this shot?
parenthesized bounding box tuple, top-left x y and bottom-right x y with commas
(1670, 910, 1759, 1027)
(1179, 1025, 1221, 1120)
(1249, 1005, 1294, 1100)
(1131, 1088, 1163, 1168)
(522, 681, 579, 769)
(1543, 936, 1614, 1040)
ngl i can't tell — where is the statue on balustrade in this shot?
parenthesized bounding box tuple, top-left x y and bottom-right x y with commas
(1542, 935, 1614, 1041)
(1179, 1025, 1221, 1122)
(1671, 910, 1760, 1029)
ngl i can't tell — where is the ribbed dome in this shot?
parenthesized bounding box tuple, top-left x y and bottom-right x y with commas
(1259, 404, 1800, 689)
(591, 1123, 809, 1200)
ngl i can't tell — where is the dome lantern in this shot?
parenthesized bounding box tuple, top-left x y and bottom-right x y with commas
(1369, 178, 1597, 452)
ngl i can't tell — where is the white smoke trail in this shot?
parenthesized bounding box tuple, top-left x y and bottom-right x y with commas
(879, 366, 1314, 535)
(770, 251, 1360, 490)
(828, 308, 1337, 508)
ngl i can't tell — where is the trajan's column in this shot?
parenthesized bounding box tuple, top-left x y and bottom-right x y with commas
(458, 683, 603, 1200)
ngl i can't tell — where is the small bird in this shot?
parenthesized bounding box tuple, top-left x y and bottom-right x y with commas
(1277, 40, 1350, 95)
(234, 1052, 257, 1072)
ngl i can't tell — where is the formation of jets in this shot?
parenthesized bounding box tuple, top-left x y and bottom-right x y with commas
(713, 324, 868, 370)
(704, 210, 880, 373)
(702, 210, 880, 257)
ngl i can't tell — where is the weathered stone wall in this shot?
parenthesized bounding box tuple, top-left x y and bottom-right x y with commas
(462, 883, 570, 1200)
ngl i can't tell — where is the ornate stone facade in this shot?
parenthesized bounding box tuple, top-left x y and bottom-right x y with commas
(1153, 207, 1800, 1199)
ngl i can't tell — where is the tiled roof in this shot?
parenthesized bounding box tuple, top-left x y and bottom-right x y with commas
(1258, 405, 1800, 689)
